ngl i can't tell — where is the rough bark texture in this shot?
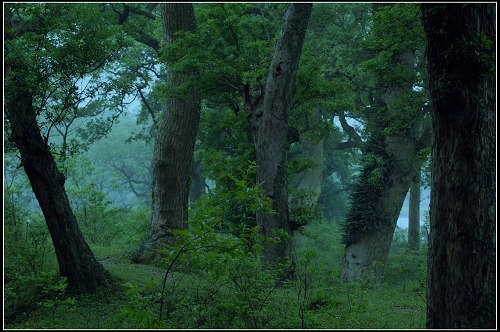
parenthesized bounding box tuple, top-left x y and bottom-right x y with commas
(407, 173, 420, 251)
(137, 3, 201, 263)
(253, 3, 312, 269)
(422, 4, 496, 328)
(5, 67, 110, 293)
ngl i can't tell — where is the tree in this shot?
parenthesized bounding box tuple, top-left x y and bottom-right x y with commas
(297, 4, 369, 221)
(136, 3, 201, 263)
(250, 3, 312, 269)
(422, 4, 495, 328)
(341, 4, 431, 282)
(4, 3, 123, 292)
(407, 171, 420, 251)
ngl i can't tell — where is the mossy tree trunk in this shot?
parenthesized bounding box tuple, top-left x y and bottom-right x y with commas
(341, 130, 424, 282)
(341, 4, 431, 282)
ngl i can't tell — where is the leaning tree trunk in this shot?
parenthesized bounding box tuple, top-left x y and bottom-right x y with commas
(252, 3, 312, 270)
(137, 3, 201, 263)
(5, 67, 110, 293)
(341, 4, 431, 282)
(407, 172, 420, 251)
(422, 4, 496, 328)
(342, 66, 423, 282)
(341, 130, 423, 282)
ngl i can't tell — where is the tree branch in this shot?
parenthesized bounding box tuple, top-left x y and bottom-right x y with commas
(337, 110, 363, 145)
(137, 87, 158, 126)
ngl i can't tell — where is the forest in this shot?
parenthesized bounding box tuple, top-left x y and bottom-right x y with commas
(3, 2, 496, 330)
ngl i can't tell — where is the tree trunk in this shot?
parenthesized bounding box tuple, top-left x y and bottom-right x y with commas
(342, 78, 424, 282)
(189, 157, 205, 204)
(342, 133, 422, 282)
(137, 3, 201, 263)
(407, 172, 420, 251)
(422, 4, 496, 328)
(253, 3, 312, 270)
(341, 4, 429, 282)
(5, 68, 110, 293)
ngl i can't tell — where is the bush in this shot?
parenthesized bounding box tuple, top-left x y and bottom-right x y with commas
(4, 272, 64, 324)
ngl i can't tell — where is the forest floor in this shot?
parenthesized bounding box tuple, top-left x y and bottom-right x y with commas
(5, 223, 427, 329)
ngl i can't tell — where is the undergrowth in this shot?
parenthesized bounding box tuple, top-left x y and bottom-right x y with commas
(4, 168, 427, 329)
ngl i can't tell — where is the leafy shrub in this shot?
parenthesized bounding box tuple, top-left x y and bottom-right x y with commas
(118, 282, 165, 328)
(37, 277, 77, 326)
(4, 272, 63, 323)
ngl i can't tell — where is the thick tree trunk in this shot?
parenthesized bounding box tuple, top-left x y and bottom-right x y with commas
(342, 134, 422, 282)
(137, 3, 201, 263)
(422, 4, 496, 328)
(407, 172, 420, 251)
(342, 69, 424, 282)
(341, 5, 429, 282)
(253, 3, 312, 269)
(5, 70, 110, 293)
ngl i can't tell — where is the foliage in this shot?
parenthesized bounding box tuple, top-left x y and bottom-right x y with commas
(161, 4, 283, 100)
(4, 3, 131, 155)
(289, 189, 323, 230)
(341, 136, 391, 246)
(197, 103, 254, 187)
(3, 3, 440, 329)
(4, 212, 56, 283)
(37, 278, 77, 326)
(122, 165, 282, 328)
(6, 218, 428, 329)
(118, 282, 166, 328)
(194, 161, 272, 232)
(4, 272, 66, 324)
(361, 3, 428, 137)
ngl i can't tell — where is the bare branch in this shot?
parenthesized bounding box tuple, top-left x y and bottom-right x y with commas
(137, 87, 158, 126)
(337, 110, 363, 144)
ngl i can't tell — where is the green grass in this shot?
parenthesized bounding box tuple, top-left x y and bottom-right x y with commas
(5, 221, 427, 329)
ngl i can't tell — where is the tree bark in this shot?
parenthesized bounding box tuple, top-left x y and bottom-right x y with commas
(422, 4, 496, 328)
(137, 3, 201, 263)
(407, 172, 420, 251)
(252, 3, 312, 270)
(5, 68, 110, 293)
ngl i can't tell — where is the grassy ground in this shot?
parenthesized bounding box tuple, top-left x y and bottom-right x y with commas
(5, 222, 427, 329)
